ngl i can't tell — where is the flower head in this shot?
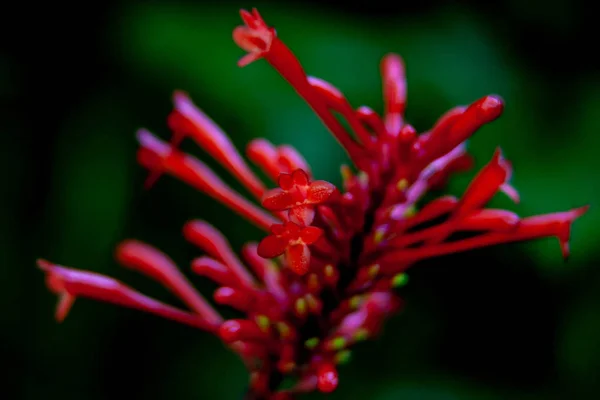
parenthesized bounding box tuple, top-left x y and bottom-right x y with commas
(38, 8, 587, 399)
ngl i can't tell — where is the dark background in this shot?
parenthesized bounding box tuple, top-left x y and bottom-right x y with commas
(2, 0, 598, 399)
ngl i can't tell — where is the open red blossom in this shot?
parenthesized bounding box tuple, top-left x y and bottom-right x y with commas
(263, 169, 335, 211)
(262, 168, 336, 225)
(38, 7, 587, 400)
(233, 8, 276, 67)
(258, 221, 323, 275)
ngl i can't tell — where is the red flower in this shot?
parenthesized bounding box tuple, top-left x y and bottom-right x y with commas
(38, 8, 587, 400)
(257, 221, 323, 275)
(262, 168, 336, 225)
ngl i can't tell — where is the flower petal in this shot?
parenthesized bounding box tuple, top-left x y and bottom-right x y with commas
(307, 180, 336, 204)
(286, 243, 311, 275)
(278, 173, 294, 190)
(262, 188, 295, 211)
(289, 204, 315, 226)
(257, 235, 288, 258)
(292, 169, 310, 186)
(300, 226, 323, 244)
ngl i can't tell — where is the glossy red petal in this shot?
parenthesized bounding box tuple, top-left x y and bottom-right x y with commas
(306, 180, 336, 204)
(262, 188, 296, 211)
(240, 9, 258, 28)
(278, 173, 294, 190)
(270, 223, 287, 236)
(257, 235, 288, 258)
(289, 204, 315, 226)
(300, 226, 323, 244)
(292, 169, 310, 186)
(283, 221, 302, 236)
(286, 243, 311, 275)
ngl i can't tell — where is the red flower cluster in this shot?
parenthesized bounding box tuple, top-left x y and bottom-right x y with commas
(38, 8, 587, 399)
(258, 169, 336, 275)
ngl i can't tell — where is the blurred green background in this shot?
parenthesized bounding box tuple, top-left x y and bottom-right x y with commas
(2, 0, 598, 399)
